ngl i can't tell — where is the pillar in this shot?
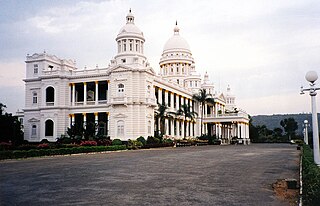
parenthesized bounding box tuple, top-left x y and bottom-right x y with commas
(165, 118, 169, 135)
(95, 81, 99, 105)
(181, 121, 185, 138)
(94, 112, 98, 135)
(83, 113, 86, 129)
(176, 95, 180, 110)
(176, 120, 180, 138)
(72, 83, 75, 106)
(186, 121, 189, 137)
(83, 82, 87, 105)
(171, 119, 175, 137)
(190, 122, 193, 137)
(158, 88, 162, 105)
(71, 114, 75, 126)
(170, 92, 174, 109)
(164, 90, 168, 106)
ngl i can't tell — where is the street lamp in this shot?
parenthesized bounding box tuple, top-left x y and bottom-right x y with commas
(300, 71, 320, 166)
(303, 120, 309, 145)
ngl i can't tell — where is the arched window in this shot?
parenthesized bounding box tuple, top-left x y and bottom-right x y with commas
(32, 92, 38, 104)
(117, 120, 124, 136)
(45, 119, 54, 136)
(118, 84, 125, 96)
(31, 125, 37, 136)
(46, 86, 55, 105)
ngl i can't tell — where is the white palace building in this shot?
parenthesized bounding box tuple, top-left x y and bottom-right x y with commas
(22, 10, 250, 144)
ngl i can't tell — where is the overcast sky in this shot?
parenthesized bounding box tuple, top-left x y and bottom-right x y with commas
(0, 0, 320, 116)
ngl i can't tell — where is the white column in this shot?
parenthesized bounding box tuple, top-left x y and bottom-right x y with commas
(83, 113, 86, 129)
(176, 120, 180, 138)
(186, 121, 189, 137)
(95, 81, 99, 105)
(71, 114, 75, 126)
(84, 82, 87, 105)
(204, 103, 207, 118)
(95, 112, 99, 135)
(181, 121, 185, 138)
(164, 90, 168, 106)
(190, 122, 193, 137)
(165, 118, 169, 135)
(69, 114, 72, 127)
(170, 92, 174, 109)
(72, 83, 75, 106)
(171, 119, 175, 137)
(176, 95, 180, 110)
(158, 88, 162, 105)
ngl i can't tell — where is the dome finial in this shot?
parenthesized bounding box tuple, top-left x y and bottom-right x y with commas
(126, 8, 134, 24)
(174, 21, 179, 35)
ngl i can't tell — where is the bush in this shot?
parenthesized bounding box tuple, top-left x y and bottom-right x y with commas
(80, 140, 97, 146)
(0, 145, 127, 160)
(37, 143, 50, 149)
(17, 144, 38, 151)
(137, 136, 146, 146)
(302, 144, 320, 205)
(146, 136, 160, 145)
(112, 139, 123, 146)
(127, 139, 143, 150)
(0, 142, 12, 151)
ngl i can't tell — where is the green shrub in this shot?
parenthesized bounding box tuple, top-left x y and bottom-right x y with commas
(302, 144, 320, 205)
(112, 139, 123, 146)
(137, 136, 146, 146)
(146, 136, 160, 145)
(0, 145, 126, 160)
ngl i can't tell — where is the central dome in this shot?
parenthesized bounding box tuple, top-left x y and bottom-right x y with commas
(163, 23, 190, 52)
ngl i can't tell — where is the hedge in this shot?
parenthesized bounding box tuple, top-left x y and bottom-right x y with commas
(302, 144, 320, 205)
(0, 145, 127, 160)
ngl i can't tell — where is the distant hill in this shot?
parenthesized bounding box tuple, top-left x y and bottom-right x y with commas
(252, 113, 320, 135)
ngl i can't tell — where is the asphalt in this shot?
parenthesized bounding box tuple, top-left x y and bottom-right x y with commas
(0, 144, 299, 206)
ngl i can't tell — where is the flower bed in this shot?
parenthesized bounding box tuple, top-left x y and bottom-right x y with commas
(0, 145, 126, 160)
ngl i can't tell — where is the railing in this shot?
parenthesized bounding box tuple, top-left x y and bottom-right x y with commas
(46, 102, 54, 106)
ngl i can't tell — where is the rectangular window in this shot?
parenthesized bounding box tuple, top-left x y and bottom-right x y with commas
(34, 64, 38, 74)
(32, 93, 38, 104)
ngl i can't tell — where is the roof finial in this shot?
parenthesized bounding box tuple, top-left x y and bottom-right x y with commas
(129, 8, 131, 13)
(174, 21, 179, 34)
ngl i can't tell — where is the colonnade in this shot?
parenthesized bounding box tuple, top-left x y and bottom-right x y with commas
(69, 80, 109, 106)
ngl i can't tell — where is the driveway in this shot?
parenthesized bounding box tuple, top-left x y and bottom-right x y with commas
(0, 144, 299, 206)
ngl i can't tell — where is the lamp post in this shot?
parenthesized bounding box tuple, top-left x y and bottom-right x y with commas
(300, 71, 320, 166)
(303, 120, 309, 145)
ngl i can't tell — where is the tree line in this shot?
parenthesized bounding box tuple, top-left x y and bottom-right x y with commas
(249, 117, 300, 143)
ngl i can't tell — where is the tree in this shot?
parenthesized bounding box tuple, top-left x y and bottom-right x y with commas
(176, 104, 198, 139)
(154, 103, 175, 139)
(192, 89, 215, 136)
(273, 127, 283, 138)
(0, 103, 23, 145)
(280, 118, 298, 141)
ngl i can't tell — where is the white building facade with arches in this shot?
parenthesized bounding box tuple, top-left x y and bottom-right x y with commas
(23, 10, 250, 144)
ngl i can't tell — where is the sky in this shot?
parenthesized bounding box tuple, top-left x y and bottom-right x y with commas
(0, 0, 320, 116)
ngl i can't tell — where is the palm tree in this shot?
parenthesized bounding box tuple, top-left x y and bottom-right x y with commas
(176, 104, 198, 139)
(192, 89, 215, 136)
(154, 103, 175, 138)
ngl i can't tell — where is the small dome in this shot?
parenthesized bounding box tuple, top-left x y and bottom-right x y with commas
(163, 22, 190, 52)
(117, 9, 144, 40)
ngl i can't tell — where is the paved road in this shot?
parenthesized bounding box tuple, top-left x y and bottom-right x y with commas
(0, 144, 299, 206)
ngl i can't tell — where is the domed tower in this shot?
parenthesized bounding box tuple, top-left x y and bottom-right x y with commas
(113, 9, 147, 67)
(159, 22, 200, 87)
(225, 85, 236, 111)
(201, 72, 215, 95)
